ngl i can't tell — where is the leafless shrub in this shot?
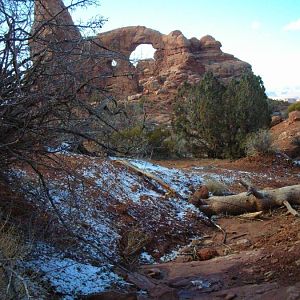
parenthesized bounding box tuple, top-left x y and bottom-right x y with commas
(0, 0, 135, 294)
(119, 228, 151, 270)
(244, 129, 274, 156)
(0, 219, 32, 299)
(0, 0, 126, 177)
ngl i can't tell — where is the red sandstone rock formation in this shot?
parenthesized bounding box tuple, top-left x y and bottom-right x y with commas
(97, 27, 251, 98)
(31, 0, 81, 56)
(32, 0, 252, 123)
(271, 111, 300, 158)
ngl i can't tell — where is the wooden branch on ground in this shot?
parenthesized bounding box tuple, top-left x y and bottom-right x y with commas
(114, 160, 181, 198)
(283, 200, 299, 217)
(199, 184, 300, 216)
(238, 211, 264, 219)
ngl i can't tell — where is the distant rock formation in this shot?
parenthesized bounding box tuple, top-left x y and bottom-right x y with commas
(31, 0, 81, 57)
(32, 0, 252, 123)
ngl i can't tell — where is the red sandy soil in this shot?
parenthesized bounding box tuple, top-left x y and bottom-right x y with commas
(98, 154, 300, 300)
(90, 207, 300, 300)
(137, 209, 300, 299)
(133, 155, 300, 300)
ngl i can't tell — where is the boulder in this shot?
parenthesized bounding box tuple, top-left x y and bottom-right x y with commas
(271, 115, 283, 127)
(197, 248, 219, 261)
(271, 111, 300, 158)
(289, 110, 300, 123)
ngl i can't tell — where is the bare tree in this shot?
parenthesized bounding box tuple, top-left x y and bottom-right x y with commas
(0, 1, 135, 297)
(0, 0, 125, 174)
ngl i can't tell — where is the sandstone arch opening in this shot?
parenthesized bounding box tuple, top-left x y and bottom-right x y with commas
(130, 44, 156, 67)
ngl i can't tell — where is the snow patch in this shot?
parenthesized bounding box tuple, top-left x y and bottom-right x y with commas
(26, 245, 126, 298)
(160, 250, 179, 262)
(293, 160, 300, 166)
(140, 252, 155, 264)
(121, 158, 204, 198)
(191, 278, 211, 289)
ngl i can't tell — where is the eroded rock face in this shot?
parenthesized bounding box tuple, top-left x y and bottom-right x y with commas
(31, 0, 81, 56)
(97, 27, 251, 98)
(32, 0, 252, 123)
(271, 111, 300, 158)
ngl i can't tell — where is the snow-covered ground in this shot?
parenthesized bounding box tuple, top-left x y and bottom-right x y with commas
(10, 155, 216, 298)
(25, 244, 127, 299)
(12, 154, 293, 298)
(122, 158, 204, 198)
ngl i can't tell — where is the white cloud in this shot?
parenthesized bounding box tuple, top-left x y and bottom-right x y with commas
(283, 19, 300, 31)
(250, 20, 261, 30)
(267, 87, 300, 99)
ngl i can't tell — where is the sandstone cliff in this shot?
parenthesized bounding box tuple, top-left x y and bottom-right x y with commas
(32, 0, 252, 123)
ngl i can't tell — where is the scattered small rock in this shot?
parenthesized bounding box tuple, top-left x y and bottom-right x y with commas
(235, 238, 251, 249)
(295, 259, 300, 266)
(271, 258, 279, 264)
(197, 248, 219, 261)
(146, 268, 163, 279)
(188, 185, 209, 206)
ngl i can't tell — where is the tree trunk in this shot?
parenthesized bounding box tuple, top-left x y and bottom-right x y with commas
(199, 184, 300, 216)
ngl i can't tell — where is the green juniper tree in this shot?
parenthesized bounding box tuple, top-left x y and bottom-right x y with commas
(222, 73, 271, 157)
(173, 72, 271, 158)
(173, 73, 225, 158)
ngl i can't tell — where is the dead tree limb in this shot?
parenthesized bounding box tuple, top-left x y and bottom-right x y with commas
(114, 160, 180, 198)
(199, 184, 300, 216)
(283, 200, 299, 217)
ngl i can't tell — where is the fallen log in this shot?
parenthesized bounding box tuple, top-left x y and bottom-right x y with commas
(199, 184, 300, 216)
(114, 159, 180, 198)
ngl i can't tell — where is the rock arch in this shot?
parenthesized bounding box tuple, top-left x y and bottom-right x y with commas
(96, 26, 164, 56)
(130, 44, 156, 67)
(32, 0, 253, 122)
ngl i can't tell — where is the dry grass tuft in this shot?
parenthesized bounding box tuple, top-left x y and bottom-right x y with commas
(205, 179, 229, 196)
(119, 228, 151, 270)
(0, 218, 31, 299)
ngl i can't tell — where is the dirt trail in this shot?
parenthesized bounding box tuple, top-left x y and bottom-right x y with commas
(133, 155, 300, 299)
(138, 210, 300, 299)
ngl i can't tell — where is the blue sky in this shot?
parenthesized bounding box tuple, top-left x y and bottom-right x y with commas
(72, 0, 300, 98)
